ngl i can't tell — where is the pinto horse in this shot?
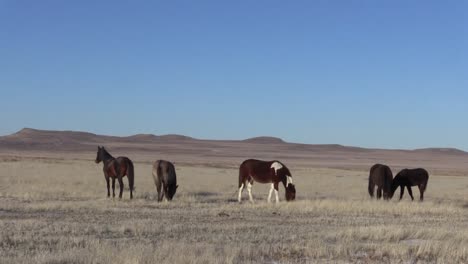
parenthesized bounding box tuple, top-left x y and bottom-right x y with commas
(391, 168, 429, 201)
(368, 164, 393, 200)
(238, 159, 296, 203)
(95, 146, 134, 199)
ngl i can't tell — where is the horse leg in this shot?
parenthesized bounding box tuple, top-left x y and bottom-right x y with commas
(267, 183, 274, 203)
(155, 180, 162, 202)
(153, 174, 162, 202)
(399, 185, 404, 200)
(406, 186, 414, 201)
(105, 175, 110, 198)
(112, 178, 116, 198)
(127, 176, 133, 200)
(274, 182, 280, 203)
(162, 183, 168, 202)
(376, 187, 382, 199)
(127, 162, 134, 200)
(238, 183, 244, 203)
(118, 176, 124, 199)
(368, 181, 375, 198)
(418, 185, 424, 201)
(158, 183, 165, 202)
(158, 182, 165, 202)
(247, 181, 254, 203)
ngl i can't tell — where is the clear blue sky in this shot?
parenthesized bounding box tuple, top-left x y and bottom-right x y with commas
(1, 1, 467, 150)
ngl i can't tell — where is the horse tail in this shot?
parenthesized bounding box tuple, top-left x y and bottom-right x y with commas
(368, 164, 377, 198)
(127, 159, 135, 198)
(238, 162, 246, 188)
(158, 161, 163, 175)
(421, 181, 428, 192)
(152, 160, 161, 177)
(384, 167, 393, 199)
(367, 168, 375, 198)
(368, 178, 374, 198)
(421, 171, 429, 192)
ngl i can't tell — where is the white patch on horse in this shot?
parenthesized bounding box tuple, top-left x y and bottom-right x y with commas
(286, 176, 293, 187)
(274, 189, 279, 203)
(238, 183, 244, 203)
(247, 182, 254, 203)
(271, 162, 283, 175)
(267, 183, 274, 203)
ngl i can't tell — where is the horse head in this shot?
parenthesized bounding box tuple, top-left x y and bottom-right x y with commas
(389, 169, 407, 199)
(285, 183, 296, 201)
(95, 146, 103, 163)
(388, 181, 399, 199)
(165, 184, 179, 200)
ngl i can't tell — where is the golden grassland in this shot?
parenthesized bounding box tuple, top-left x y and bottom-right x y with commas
(1, 158, 468, 263)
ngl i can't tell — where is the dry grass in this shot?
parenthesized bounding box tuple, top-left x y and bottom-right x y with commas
(1, 158, 468, 263)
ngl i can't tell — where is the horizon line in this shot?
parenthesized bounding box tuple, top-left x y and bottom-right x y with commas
(1, 127, 467, 153)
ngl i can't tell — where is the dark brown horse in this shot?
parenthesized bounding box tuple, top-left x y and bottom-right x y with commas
(238, 159, 296, 203)
(368, 164, 393, 200)
(391, 168, 429, 201)
(95, 146, 134, 199)
(152, 160, 178, 202)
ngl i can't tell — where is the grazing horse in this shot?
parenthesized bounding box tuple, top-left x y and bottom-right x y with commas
(152, 160, 178, 202)
(368, 164, 393, 200)
(95, 146, 134, 199)
(391, 168, 429, 201)
(238, 159, 296, 203)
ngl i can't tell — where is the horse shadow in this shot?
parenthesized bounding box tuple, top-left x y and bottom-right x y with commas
(191, 191, 218, 197)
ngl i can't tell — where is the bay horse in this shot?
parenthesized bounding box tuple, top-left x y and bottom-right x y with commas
(95, 146, 134, 199)
(152, 160, 178, 202)
(391, 168, 429, 201)
(368, 163, 393, 200)
(238, 159, 296, 203)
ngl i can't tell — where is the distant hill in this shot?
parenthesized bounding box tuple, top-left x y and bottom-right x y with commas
(412, 147, 468, 156)
(1, 128, 467, 155)
(0, 128, 122, 150)
(1, 128, 468, 174)
(242, 136, 285, 144)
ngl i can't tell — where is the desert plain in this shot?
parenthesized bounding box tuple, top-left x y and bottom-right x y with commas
(1, 128, 468, 263)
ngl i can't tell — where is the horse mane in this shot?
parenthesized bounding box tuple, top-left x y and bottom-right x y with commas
(100, 147, 114, 161)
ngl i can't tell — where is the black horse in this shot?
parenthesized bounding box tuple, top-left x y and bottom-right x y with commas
(95, 146, 134, 199)
(152, 160, 178, 202)
(368, 164, 393, 200)
(391, 168, 429, 201)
